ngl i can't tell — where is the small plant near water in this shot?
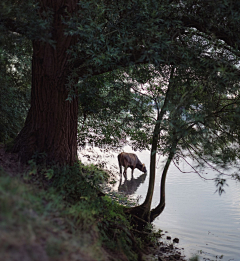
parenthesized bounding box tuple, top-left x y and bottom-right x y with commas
(52, 163, 142, 259)
(189, 256, 199, 261)
(194, 250, 224, 261)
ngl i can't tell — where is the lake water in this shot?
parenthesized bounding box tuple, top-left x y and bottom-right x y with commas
(79, 146, 240, 261)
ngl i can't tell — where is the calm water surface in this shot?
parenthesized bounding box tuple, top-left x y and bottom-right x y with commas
(79, 146, 240, 261)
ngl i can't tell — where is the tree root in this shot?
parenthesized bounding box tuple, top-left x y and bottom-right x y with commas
(124, 205, 151, 230)
(150, 203, 165, 222)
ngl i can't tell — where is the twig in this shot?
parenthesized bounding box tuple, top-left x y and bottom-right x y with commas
(178, 156, 215, 181)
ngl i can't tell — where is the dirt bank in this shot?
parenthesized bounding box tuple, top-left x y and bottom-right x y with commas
(0, 145, 187, 261)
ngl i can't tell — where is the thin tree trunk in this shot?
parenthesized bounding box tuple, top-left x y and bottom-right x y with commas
(124, 115, 162, 224)
(125, 67, 175, 224)
(150, 138, 178, 222)
(12, 0, 79, 165)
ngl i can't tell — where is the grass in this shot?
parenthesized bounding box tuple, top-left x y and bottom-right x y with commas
(0, 161, 149, 261)
(0, 172, 105, 260)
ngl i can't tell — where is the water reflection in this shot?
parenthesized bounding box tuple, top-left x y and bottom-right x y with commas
(79, 146, 240, 261)
(151, 161, 240, 261)
(118, 173, 147, 195)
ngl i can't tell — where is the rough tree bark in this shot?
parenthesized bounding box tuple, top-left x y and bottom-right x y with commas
(12, 0, 79, 165)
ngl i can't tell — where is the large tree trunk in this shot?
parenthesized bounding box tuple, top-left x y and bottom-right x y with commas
(12, 0, 78, 165)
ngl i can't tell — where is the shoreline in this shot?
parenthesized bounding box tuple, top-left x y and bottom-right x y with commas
(0, 145, 188, 261)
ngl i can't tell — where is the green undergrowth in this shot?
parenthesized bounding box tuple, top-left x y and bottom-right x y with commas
(0, 161, 162, 261)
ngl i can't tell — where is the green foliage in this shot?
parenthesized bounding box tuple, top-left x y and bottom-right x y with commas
(50, 163, 150, 259)
(77, 68, 154, 151)
(81, 163, 109, 188)
(189, 256, 199, 261)
(0, 171, 94, 260)
(72, 0, 240, 185)
(25, 154, 110, 203)
(0, 0, 56, 143)
(0, 1, 32, 142)
(51, 162, 106, 203)
(0, 164, 149, 260)
(24, 154, 57, 188)
(0, 0, 54, 42)
(136, 223, 163, 246)
(2, 0, 240, 174)
(1, 0, 240, 235)
(0, 43, 31, 142)
(97, 197, 137, 259)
